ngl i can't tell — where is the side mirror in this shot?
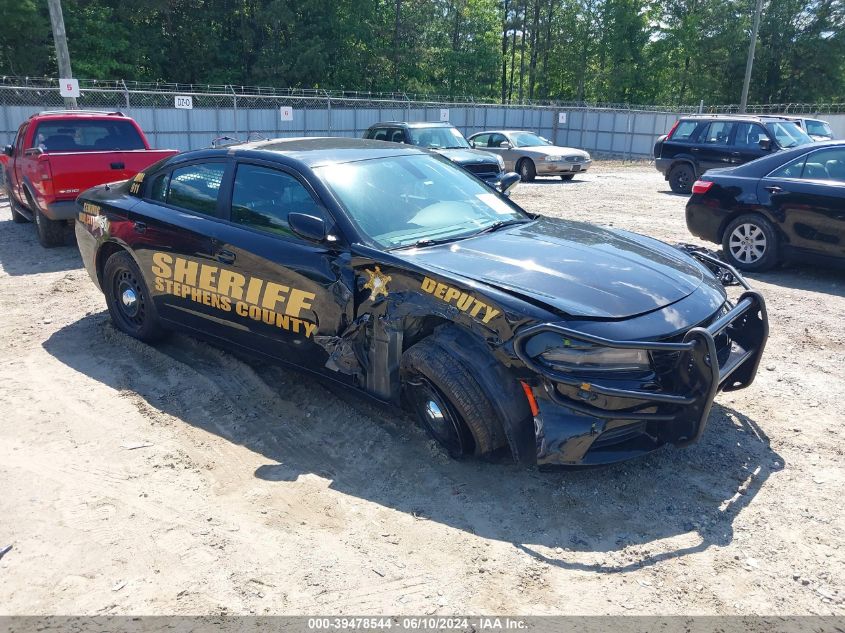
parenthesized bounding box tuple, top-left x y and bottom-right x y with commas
(758, 138, 772, 151)
(288, 212, 327, 242)
(499, 141, 512, 149)
(497, 172, 521, 196)
(3, 145, 12, 157)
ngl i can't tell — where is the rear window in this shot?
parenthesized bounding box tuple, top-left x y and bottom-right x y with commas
(32, 119, 146, 152)
(806, 120, 833, 137)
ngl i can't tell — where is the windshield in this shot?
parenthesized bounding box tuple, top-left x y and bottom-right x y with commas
(765, 121, 812, 148)
(511, 132, 551, 147)
(316, 155, 528, 249)
(407, 126, 470, 149)
(806, 120, 833, 137)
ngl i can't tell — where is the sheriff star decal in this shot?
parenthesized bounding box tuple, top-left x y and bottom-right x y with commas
(363, 266, 391, 301)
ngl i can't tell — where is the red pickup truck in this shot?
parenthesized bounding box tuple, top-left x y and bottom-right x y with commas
(3, 110, 177, 247)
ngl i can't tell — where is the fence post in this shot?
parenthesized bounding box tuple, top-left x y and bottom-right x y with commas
(552, 107, 559, 145)
(326, 91, 332, 134)
(121, 79, 130, 112)
(228, 85, 238, 137)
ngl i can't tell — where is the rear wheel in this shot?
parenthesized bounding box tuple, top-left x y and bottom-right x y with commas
(722, 214, 779, 272)
(32, 196, 65, 247)
(103, 251, 167, 342)
(669, 163, 695, 194)
(518, 158, 536, 182)
(401, 336, 505, 458)
(560, 174, 575, 181)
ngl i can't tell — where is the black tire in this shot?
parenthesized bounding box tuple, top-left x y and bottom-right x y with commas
(103, 251, 167, 343)
(517, 158, 536, 182)
(668, 163, 695, 194)
(721, 214, 779, 272)
(559, 174, 575, 181)
(29, 189, 65, 247)
(401, 337, 506, 458)
(9, 196, 28, 224)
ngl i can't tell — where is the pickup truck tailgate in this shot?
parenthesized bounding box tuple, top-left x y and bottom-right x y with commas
(46, 149, 178, 200)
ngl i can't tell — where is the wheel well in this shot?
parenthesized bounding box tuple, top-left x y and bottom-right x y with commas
(402, 315, 451, 353)
(96, 242, 128, 288)
(717, 211, 773, 242)
(670, 160, 696, 176)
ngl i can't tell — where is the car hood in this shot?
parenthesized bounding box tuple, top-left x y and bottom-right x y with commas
(433, 147, 499, 165)
(400, 217, 712, 319)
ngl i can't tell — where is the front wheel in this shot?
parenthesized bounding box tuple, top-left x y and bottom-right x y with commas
(103, 251, 167, 342)
(401, 337, 506, 458)
(721, 214, 779, 272)
(518, 158, 536, 182)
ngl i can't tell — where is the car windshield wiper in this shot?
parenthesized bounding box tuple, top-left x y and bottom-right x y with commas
(391, 235, 470, 250)
(473, 218, 533, 236)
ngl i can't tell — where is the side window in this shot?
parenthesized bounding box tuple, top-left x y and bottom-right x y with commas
(230, 164, 322, 238)
(167, 163, 226, 216)
(802, 148, 845, 182)
(388, 129, 405, 143)
(670, 120, 698, 141)
(148, 172, 169, 202)
(369, 128, 390, 142)
(472, 134, 490, 147)
(16, 124, 28, 152)
(732, 123, 767, 148)
(488, 133, 507, 148)
(769, 155, 807, 179)
(701, 121, 735, 145)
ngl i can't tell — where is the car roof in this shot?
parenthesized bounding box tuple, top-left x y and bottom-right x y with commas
(29, 110, 131, 121)
(469, 130, 530, 136)
(177, 137, 430, 168)
(366, 121, 454, 129)
(678, 114, 797, 123)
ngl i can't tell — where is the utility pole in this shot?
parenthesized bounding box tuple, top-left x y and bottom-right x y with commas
(47, 0, 77, 109)
(739, 0, 764, 113)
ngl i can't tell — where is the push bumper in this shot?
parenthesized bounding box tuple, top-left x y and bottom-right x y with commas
(655, 157, 672, 177)
(513, 254, 768, 467)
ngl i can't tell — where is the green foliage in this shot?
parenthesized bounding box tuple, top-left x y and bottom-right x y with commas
(1, 0, 843, 104)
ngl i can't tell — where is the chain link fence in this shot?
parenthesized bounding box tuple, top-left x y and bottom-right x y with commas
(2, 77, 844, 158)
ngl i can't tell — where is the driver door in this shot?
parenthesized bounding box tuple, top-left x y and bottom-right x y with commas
(211, 160, 356, 378)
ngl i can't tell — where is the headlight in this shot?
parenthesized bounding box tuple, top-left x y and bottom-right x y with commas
(544, 155, 562, 162)
(582, 152, 591, 161)
(538, 341, 651, 374)
(495, 154, 505, 170)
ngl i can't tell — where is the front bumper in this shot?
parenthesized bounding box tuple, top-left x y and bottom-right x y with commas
(655, 157, 672, 177)
(536, 158, 592, 175)
(513, 254, 769, 467)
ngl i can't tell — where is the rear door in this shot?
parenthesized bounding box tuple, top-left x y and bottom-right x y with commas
(209, 159, 354, 377)
(759, 146, 845, 260)
(10, 123, 28, 202)
(130, 160, 234, 335)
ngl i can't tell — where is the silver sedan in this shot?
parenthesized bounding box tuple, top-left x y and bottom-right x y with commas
(467, 130, 591, 182)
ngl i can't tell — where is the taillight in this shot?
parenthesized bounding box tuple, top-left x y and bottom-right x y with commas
(666, 120, 681, 139)
(36, 156, 52, 181)
(691, 180, 714, 194)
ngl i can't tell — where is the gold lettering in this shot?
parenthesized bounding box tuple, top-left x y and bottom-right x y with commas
(456, 293, 474, 311)
(261, 282, 290, 311)
(154, 277, 164, 292)
(434, 283, 448, 299)
(198, 264, 218, 292)
(469, 301, 486, 318)
(173, 258, 199, 286)
(286, 288, 315, 318)
(245, 278, 263, 304)
(235, 301, 248, 317)
(151, 252, 173, 278)
(303, 322, 316, 338)
(421, 277, 437, 293)
(481, 307, 501, 324)
(216, 270, 245, 300)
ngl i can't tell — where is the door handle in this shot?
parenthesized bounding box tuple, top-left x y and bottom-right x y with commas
(216, 249, 236, 265)
(133, 221, 146, 233)
(110, 162, 125, 170)
(765, 185, 784, 194)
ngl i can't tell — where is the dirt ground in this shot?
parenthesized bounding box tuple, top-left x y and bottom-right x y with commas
(0, 162, 842, 616)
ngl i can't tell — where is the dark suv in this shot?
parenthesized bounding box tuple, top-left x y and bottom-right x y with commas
(654, 115, 813, 193)
(363, 122, 517, 193)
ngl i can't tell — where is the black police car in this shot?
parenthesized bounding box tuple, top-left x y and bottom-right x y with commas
(75, 138, 768, 468)
(363, 121, 518, 193)
(686, 140, 845, 271)
(655, 115, 812, 193)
